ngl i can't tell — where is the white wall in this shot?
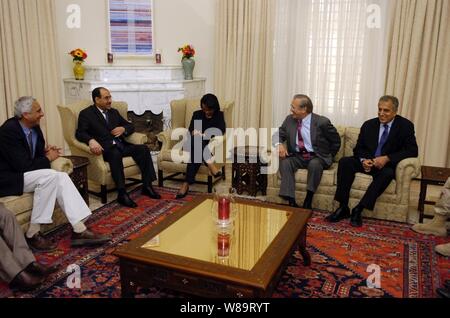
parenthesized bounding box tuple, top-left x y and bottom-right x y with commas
(54, 0, 216, 92)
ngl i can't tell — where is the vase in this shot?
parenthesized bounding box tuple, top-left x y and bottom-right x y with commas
(73, 61, 85, 80)
(181, 57, 195, 80)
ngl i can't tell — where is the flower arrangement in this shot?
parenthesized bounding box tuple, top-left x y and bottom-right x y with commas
(177, 44, 195, 59)
(69, 48, 88, 62)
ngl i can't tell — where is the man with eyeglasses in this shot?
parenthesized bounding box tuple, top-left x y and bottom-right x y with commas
(273, 94, 341, 209)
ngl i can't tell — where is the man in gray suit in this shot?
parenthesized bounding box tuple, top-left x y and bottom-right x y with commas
(274, 94, 341, 208)
(0, 205, 57, 291)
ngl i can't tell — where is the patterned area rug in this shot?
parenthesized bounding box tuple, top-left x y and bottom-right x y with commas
(1, 187, 448, 298)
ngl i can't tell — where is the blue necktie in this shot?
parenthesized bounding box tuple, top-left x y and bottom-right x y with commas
(104, 110, 124, 151)
(27, 131, 34, 158)
(375, 124, 389, 157)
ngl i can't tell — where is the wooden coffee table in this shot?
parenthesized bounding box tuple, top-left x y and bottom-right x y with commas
(114, 196, 311, 298)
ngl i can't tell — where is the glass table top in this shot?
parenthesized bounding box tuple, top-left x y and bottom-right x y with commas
(141, 199, 290, 270)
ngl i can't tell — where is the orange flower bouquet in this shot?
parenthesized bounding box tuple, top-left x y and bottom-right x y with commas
(177, 45, 195, 59)
(69, 48, 88, 62)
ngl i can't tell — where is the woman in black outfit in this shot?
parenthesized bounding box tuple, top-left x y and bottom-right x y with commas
(175, 94, 226, 199)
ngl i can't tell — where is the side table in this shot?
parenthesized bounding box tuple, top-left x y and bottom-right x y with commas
(417, 165, 450, 223)
(64, 155, 90, 205)
(231, 146, 268, 197)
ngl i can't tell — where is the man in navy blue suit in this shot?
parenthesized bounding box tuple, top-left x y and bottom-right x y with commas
(326, 95, 418, 227)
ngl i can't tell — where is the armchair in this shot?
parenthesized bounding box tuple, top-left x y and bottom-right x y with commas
(157, 99, 234, 192)
(57, 100, 148, 203)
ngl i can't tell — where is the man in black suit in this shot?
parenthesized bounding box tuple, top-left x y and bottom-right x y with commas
(0, 96, 110, 250)
(76, 87, 160, 208)
(326, 95, 418, 227)
(273, 94, 341, 209)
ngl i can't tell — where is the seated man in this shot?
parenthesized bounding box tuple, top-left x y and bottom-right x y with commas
(273, 94, 341, 208)
(0, 205, 57, 292)
(0, 96, 110, 250)
(76, 87, 160, 208)
(326, 95, 418, 227)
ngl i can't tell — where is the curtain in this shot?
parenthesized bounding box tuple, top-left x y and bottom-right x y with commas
(214, 0, 274, 130)
(273, 0, 393, 128)
(0, 0, 63, 148)
(385, 0, 450, 167)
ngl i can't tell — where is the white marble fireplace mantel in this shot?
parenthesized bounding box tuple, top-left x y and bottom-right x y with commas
(63, 65, 206, 128)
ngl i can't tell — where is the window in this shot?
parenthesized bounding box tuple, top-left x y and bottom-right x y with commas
(108, 0, 154, 55)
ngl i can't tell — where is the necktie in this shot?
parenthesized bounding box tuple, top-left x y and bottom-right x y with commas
(103, 110, 109, 124)
(297, 119, 305, 151)
(104, 110, 124, 151)
(297, 119, 311, 160)
(375, 124, 389, 157)
(27, 130, 34, 158)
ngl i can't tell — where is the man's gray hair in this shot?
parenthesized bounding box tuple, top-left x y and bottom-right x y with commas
(14, 96, 36, 118)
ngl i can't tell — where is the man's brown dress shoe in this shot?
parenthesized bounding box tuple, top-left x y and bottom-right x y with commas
(26, 232, 57, 252)
(71, 230, 110, 247)
(9, 271, 43, 292)
(25, 262, 59, 277)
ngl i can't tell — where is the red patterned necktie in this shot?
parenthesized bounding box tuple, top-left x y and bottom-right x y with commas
(297, 119, 305, 151)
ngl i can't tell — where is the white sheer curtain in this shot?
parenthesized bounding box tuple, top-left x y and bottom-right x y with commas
(273, 0, 393, 128)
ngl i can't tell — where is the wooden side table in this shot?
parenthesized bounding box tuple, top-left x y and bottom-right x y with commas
(417, 165, 450, 223)
(64, 155, 90, 205)
(231, 146, 268, 197)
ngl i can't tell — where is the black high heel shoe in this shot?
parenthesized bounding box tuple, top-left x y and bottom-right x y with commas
(213, 171, 222, 178)
(175, 187, 189, 199)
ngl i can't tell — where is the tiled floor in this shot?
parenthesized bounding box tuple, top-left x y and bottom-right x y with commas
(87, 167, 446, 226)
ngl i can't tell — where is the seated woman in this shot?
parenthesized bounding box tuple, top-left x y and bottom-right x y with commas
(175, 94, 226, 199)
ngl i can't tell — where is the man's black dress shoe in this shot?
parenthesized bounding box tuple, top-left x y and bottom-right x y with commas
(325, 206, 350, 223)
(71, 230, 111, 247)
(280, 195, 299, 207)
(25, 262, 58, 277)
(142, 185, 161, 199)
(117, 193, 138, 208)
(302, 198, 312, 209)
(350, 205, 364, 227)
(26, 232, 57, 252)
(9, 271, 43, 292)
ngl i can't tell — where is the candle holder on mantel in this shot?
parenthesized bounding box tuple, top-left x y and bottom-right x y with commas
(211, 188, 237, 228)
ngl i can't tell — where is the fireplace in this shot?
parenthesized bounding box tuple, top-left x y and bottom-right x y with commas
(127, 110, 164, 151)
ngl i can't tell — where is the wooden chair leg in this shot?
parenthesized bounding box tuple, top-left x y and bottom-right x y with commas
(208, 176, 213, 193)
(158, 170, 163, 187)
(101, 185, 107, 204)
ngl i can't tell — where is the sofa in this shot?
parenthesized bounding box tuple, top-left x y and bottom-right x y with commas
(0, 157, 74, 233)
(266, 126, 421, 223)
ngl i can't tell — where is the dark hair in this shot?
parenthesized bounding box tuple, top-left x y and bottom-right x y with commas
(293, 94, 313, 113)
(200, 94, 220, 112)
(92, 87, 107, 104)
(379, 95, 399, 112)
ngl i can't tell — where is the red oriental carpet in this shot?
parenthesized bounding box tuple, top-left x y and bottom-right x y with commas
(0, 187, 449, 298)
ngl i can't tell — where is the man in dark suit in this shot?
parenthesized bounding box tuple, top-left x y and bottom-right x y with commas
(326, 95, 418, 227)
(0, 96, 110, 250)
(0, 205, 58, 291)
(76, 87, 160, 208)
(274, 94, 341, 209)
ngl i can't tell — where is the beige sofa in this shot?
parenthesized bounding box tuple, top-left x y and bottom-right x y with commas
(0, 157, 74, 233)
(266, 126, 421, 223)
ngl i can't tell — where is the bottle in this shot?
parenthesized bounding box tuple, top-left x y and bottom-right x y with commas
(155, 49, 162, 64)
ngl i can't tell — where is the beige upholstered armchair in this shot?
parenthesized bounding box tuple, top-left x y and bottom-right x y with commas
(57, 100, 147, 203)
(157, 99, 234, 192)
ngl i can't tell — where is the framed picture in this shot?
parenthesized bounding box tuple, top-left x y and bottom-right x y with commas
(108, 0, 154, 56)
